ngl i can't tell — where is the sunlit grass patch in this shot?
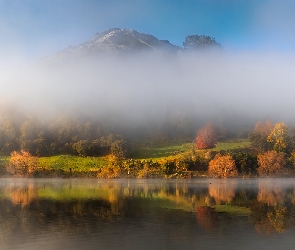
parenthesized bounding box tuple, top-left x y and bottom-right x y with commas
(213, 139, 251, 152)
(38, 155, 109, 173)
(129, 142, 194, 159)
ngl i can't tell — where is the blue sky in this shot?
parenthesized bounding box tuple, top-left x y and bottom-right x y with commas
(0, 0, 295, 58)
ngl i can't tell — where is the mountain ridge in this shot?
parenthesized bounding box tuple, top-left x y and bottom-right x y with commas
(49, 28, 221, 62)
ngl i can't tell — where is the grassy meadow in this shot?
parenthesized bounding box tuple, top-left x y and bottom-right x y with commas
(1, 138, 253, 178)
(213, 139, 251, 152)
(129, 142, 194, 159)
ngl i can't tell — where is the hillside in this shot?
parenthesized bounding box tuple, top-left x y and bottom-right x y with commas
(48, 28, 220, 62)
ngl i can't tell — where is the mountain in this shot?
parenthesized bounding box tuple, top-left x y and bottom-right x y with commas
(51, 28, 181, 61)
(48, 28, 221, 62)
(183, 35, 221, 50)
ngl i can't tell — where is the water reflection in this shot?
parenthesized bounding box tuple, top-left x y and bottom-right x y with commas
(257, 180, 286, 206)
(196, 206, 219, 232)
(208, 179, 237, 205)
(1, 178, 295, 249)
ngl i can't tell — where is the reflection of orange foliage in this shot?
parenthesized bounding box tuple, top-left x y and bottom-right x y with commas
(254, 220, 275, 235)
(208, 181, 236, 204)
(6, 184, 37, 207)
(267, 206, 288, 233)
(254, 206, 288, 234)
(208, 154, 238, 178)
(257, 181, 285, 206)
(196, 206, 218, 232)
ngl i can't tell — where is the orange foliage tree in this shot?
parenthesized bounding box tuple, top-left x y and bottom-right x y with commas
(196, 123, 218, 150)
(254, 120, 275, 136)
(6, 150, 38, 176)
(208, 153, 238, 178)
(257, 151, 285, 176)
(249, 120, 274, 152)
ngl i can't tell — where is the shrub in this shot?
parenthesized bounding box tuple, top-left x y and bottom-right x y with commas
(208, 153, 238, 178)
(7, 150, 38, 176)
(257, 151, 285, 177)
(97, 155, 122, 178)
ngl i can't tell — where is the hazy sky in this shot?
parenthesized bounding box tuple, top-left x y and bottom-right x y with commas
(1, 0, 295, 130)
(1, 0, 295, 58)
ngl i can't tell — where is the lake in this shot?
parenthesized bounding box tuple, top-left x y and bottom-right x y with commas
(1, 178, 295, 250)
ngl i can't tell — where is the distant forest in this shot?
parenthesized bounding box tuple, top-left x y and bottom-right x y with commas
(0, 104, 286, 158)
(0, 105, 205, 157)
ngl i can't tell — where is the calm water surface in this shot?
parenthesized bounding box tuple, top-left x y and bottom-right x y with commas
(1, 178, 295, 249)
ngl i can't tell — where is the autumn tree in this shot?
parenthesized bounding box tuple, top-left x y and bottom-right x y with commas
(7, 151, 38, 176)
(267, 122, 289, 153)
(257, 151, 286, 176)
(249, 120, 274, 152)
(196, 123, 218, 150)
(208, 153, 238, 178)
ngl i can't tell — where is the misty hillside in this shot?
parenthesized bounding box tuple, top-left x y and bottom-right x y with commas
(50, 28, 180, 61)
(49, 28, 221, 62)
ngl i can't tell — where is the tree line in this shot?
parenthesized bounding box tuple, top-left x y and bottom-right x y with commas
(0, 107, 129, 158)
(194, 120, 295, 177)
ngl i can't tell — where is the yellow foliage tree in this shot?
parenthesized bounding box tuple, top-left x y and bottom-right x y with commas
(97, 155, 122, 178)
(7, 150, 38, 176)
(208, 154, 238, 178)
(257, 150, 285, 176)
(267, 122, 289, 152)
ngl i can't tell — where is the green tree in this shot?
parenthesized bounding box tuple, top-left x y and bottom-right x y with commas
(231, 152, 258, 175)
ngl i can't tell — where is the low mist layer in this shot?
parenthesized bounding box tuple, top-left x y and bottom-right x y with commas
(1, 50, 295, 143)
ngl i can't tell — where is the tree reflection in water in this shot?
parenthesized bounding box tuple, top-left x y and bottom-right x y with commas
(196, 206, 219, 232)
(0, 179, 295, 248)
(5, 183, 38, 207)
(208, 179, 237, 204)
(252, 180, 290, 234)
(257, 180, 286, 206)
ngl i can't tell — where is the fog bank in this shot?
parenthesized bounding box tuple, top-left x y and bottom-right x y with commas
(1, 51, 295, 130)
